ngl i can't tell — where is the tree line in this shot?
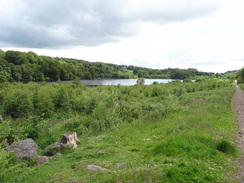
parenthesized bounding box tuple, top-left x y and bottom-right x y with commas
(0, 50, 217, 82)
(127, 65, 215, 79)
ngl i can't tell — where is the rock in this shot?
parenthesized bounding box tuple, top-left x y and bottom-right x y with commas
(53, 153, 62, 157)
(114, 162, 126, 168)
(59, 132, 80, 148)
(52, 142, 69, 151)
(95, 150, 109, 155)
(87, 165, 109, 171)
(143, 138, 152, 141)
(44, 132, 79, 155)
(6, 138, 38, 160)
(36, 155, 49, 165)
(44, 142, 68, 155)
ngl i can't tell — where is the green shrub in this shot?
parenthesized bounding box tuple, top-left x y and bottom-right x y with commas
(237, 68, 244, 84)
(216, 140, 236, 155)
(3, 89, 33, 118)
(53, 87, 71, 111)
(0, 120, 28, 144)
(34, 87, 54, 118)
(183, 79, 192, 83)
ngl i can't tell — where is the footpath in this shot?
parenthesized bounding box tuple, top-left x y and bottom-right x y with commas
(235, 84, 244, 182)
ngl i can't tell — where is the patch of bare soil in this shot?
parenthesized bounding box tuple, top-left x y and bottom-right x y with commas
(235, 84, 244, 182)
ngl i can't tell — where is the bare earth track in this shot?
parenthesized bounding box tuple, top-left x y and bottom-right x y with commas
(235, 84, 244, 182)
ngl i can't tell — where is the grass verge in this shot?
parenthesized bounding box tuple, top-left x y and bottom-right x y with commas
(21, 85, 239, 183)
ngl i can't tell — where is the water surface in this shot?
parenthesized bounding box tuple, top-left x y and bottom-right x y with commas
(79, 79, 174, 86)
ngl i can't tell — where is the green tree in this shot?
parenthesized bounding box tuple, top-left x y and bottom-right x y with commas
(11, 65, 23, 81)
(21, 64, 34, 82)
(0, 49, 5, 58)
(5, 51, 28, 65)
(27, 51, 38, 64)
(137, 78, 145, 85)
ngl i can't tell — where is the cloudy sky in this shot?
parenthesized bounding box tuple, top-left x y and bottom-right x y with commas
(0, 0, 243, 73)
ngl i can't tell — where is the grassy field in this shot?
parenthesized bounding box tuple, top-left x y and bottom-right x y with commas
(119, 69, 137, 78)
(0, 80, 239, 182)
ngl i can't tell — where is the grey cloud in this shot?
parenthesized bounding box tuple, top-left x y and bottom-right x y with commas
(0, 0, 219, 48)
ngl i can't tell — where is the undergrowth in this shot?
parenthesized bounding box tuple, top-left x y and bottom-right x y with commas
(239, 84, 244, 91)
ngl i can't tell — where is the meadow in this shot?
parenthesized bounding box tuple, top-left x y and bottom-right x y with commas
(0, 80, 239, 182)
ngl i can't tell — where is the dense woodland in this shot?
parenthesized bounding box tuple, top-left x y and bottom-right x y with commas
(0, 50, 219, 82)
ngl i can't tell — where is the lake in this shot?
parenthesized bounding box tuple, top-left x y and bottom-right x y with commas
(78, 79, 175, 86)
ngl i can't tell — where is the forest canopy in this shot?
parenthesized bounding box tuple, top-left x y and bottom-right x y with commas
(0, 50, 217, 82)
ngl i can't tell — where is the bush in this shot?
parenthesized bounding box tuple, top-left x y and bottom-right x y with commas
(183, 79, 192, 83)
(3, 89, 33, 118)
(53, 87, 71, 111)
(0, 120, 28, 144)
(34, 87, 54, 118)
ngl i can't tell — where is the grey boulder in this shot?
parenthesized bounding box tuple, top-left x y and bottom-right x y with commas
(6, 138, 38, 160)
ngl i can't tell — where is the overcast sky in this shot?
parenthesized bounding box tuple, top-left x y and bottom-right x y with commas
(0, 0, 244, 73)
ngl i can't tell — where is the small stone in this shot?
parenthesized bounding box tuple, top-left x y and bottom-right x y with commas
(53, 153, 62, 157)
(114, 162, 126, 168)
(71, 164, 79, 169)
(143, 138, 152, 141)
(44, 142, 68, 155)
(36, 155, 49, 166)
(87, 165, 109, 171)
(96, 150, 109, 155)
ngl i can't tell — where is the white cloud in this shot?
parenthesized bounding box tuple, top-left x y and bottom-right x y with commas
(1, 0, 244, 73)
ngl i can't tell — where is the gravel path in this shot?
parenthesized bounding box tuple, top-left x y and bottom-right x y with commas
(235, 84, 244, 182)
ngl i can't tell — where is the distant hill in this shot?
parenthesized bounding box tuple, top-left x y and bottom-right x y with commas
(0, 50, 216, 82)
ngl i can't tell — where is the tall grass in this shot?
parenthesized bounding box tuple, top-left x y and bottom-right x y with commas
(239, 83, 244, 91)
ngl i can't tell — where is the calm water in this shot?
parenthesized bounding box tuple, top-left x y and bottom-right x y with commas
(79, 79, 174, 86)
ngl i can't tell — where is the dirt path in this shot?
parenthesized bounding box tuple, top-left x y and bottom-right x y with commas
(235, 84, 244, 182)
